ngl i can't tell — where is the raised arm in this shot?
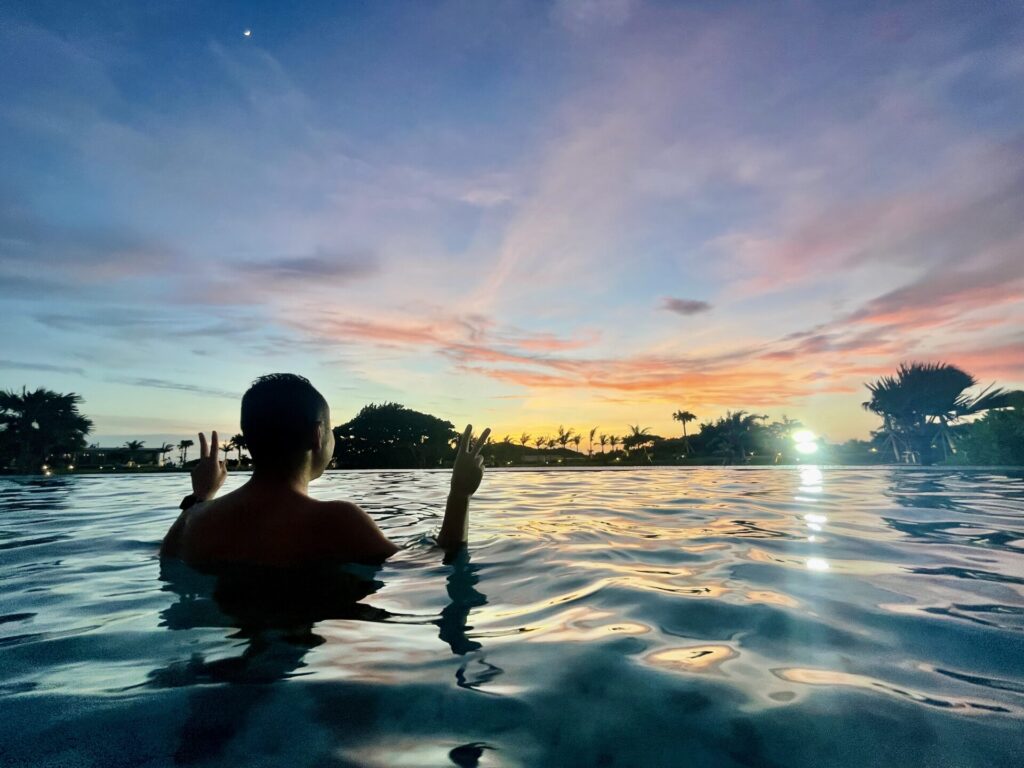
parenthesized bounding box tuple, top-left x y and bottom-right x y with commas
(437, 424, 490, 554)
(160, 430, 227, 557)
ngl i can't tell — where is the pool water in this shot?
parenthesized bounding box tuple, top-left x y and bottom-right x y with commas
(1, 467, 1023, 767)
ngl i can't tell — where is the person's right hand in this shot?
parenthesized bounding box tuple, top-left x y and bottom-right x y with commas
(450, 424, 490, 497)
(191, 431, 228, 501)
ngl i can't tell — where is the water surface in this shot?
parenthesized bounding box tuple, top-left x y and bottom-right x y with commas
(1, 467, 1023, 767)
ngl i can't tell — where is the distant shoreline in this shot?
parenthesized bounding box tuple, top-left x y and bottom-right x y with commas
(5, 463, 1020, 478)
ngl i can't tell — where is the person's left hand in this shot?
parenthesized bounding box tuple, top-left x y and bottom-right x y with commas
(191, 431, 227, 500)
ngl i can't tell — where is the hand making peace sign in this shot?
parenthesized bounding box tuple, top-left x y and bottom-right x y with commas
(191, 430, 228, 501)
(450, 424, 491, 497)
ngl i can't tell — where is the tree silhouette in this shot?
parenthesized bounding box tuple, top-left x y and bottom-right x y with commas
(231, 433, 247, 464)
(159, 443, 174, 466)
(178, 439, 194, 466)
(700, 411, 766, 464)
(672, 410, 697, 453)
(0, 387, 93, 471)
(623, 425, 663, 462)
(864, 362, 1019, 464)
(332, 402, 457, 469)
(588, 426, 598, 457)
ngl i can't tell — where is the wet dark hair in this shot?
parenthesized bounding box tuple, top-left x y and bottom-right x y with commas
(241, 373, 329, 473)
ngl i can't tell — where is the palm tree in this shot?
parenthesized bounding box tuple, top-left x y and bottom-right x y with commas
(572, 434, 582, 452)
(864, 362, 1019, 464)
(546, 437, 557, 450)
(709, 411, 766, 464)
(623, 425, 656, 462)
(230, 433, 247, 464)
(672, 410, 697, 453)
(588, 426, 598, 457)
(0, 387, 93, 471)
(178, 439, 194, 466)
(220, 440, 233, 464)
(159, 442, 174, 467)
(598, 433, 608, 453)
(519, 432, 531, 449)
(556, 425, 574, 450)
(533, 435, 546, 450)
(609, 434, 619, 454)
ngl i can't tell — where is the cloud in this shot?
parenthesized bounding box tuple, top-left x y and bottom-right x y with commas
(2, 4, 1023, 439)
(0, 202, 175, 284)
(845, 260, 1024, 330)
(105, 376, 239, 400)
(35, 309, 254, 340)
(240, 252, 377, 281)
(0, 359, 86, 376)
(660, 297, 712, 316)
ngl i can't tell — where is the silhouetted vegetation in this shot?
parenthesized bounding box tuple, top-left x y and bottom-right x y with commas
(3, 364, 1021, 473)
(949, 402, 1024, 465)
(331, 402, 458, 469)
(863, 362, 1021, 464)
(0, 387, 93, 473)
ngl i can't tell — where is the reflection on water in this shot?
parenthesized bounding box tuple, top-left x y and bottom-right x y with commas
(1, 467, 1023, 766)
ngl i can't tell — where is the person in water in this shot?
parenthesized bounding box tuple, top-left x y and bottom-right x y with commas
(160, 373, 490, 567)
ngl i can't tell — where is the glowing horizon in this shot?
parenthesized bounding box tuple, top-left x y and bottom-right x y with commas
(2, 1, 1022, 448)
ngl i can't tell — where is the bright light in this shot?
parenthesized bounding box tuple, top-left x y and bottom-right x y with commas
(792, 429, 819, 455)
(806, 557, 830, 571)
(243, 29, 252, 37)
(800, 467, 823, 484)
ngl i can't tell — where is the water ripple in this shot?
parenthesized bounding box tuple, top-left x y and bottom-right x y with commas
(1, 467, 1022, 766)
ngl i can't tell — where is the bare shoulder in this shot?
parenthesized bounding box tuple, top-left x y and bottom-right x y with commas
(315, 498, 364, 521)
(314, 499, 399, 560)
(314, 499, 379, 534)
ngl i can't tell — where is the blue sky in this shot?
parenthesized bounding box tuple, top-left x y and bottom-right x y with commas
(2, 0, 1023, 447)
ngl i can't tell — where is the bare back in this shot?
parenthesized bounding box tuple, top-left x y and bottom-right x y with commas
(165, 484, 397, 568)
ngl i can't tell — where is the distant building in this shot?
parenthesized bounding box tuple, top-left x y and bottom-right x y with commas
(76, 447, 169, 468)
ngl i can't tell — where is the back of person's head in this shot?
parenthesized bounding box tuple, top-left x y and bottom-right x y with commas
(241, 374, 329, 474)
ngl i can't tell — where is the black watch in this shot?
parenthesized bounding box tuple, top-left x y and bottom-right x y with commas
(179, 493, 202, 510)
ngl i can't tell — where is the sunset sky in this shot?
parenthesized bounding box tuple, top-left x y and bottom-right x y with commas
(2, 0, 1022, 447)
